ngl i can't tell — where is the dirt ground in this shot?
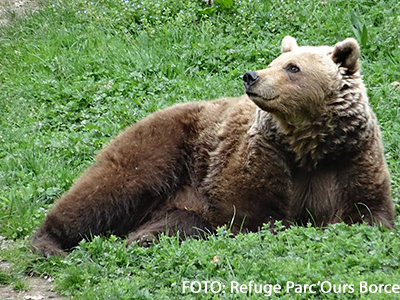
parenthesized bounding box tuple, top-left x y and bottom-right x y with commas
(0, 235, 65, 300)
(0, 0, 39, 25)
(1, 236, 66, 300)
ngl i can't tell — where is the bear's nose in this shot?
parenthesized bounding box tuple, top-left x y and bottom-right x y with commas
(243, 71, 259, 89)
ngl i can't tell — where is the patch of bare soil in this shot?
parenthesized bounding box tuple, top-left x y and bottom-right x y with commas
(0, 236, 66, 300)
(0, 0, 39, 25)
(0, 274, 65, 300)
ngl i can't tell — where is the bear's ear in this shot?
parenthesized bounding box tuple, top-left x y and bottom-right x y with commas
(281, 36, 298, 53)
(332, 38, 360, 73)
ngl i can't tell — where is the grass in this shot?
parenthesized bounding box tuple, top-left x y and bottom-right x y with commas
(0, 0, 399, 298)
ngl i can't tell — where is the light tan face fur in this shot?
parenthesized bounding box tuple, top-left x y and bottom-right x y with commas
(246, 36, 360, 122)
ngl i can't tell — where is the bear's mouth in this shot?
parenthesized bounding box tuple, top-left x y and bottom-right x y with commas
(246, 92, 278, 102)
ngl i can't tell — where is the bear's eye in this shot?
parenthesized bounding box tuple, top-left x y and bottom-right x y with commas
(286, 64, 300, 73)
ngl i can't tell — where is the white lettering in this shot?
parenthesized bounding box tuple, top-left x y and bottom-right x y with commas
(286, 281, 295, 292)
(182, 281, 190, 293)
(369, 284, 378, 293)
(308, 284, 316, 293)
(320, 281, 332, 293)
(239, 283, 248, 293)
(248, 281, 254, 294)
(191, 281, 202, 293)
(231, 281, 239, 293)
(210, 281, 222, 293)
(263, 284, 272, 297)
(360, 281, 368, 293)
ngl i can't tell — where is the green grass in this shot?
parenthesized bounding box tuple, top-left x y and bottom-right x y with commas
(0, 0, 400, 298)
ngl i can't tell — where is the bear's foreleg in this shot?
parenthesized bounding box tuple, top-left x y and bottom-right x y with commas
(126, 208, 212, 247)
(337, 152, 394, 230)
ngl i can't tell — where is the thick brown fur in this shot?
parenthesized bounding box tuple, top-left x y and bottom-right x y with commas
(33, 37, 394, 257)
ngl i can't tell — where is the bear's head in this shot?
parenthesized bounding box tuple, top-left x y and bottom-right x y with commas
(244, 36, 362, 125)
(244, 37, 372, 167)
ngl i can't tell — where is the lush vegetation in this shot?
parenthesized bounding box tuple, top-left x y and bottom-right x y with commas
(0, 0, 399, 298)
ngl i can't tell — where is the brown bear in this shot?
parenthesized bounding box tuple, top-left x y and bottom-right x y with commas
(33, 36, 395, 257)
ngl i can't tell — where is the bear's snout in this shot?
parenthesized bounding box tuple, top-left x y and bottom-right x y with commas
(243, 71, 259, 90)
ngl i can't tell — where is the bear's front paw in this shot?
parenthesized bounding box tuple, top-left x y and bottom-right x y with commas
(32, 243, 67, 258)
(126, 232, 158, 248)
